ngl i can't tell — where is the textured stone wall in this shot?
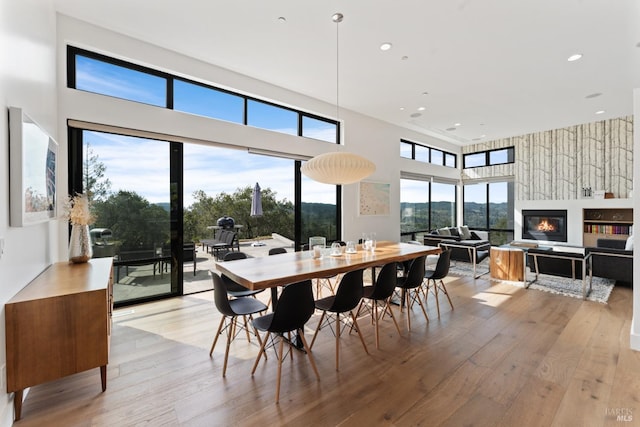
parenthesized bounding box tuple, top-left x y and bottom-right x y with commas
(462, 116, 633, 200)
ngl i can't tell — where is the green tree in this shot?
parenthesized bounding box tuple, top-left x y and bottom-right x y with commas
(82, 141, 112, 203)
(183, 187, 294, 243)
(93, 191, 169, 252)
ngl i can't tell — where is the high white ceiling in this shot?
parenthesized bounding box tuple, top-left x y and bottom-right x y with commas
(54, 0, 640, 145)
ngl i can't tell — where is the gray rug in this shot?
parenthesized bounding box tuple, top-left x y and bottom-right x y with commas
(448, 260, 615, 304)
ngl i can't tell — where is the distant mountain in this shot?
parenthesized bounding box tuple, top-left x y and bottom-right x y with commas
(155, 202, 170, 212)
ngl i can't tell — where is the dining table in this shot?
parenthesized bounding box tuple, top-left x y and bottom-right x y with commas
(216, 240, 441, 307)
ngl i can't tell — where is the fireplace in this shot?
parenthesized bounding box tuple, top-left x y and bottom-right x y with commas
(522, 209, 567, 242)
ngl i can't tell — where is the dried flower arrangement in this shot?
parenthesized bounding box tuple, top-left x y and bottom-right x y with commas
(62, 193, 95, 226)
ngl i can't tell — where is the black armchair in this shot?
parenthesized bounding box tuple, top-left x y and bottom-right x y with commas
(585, 239, 633, 286)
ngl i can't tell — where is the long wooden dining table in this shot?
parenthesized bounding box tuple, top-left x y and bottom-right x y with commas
(216, 241, 441, 301)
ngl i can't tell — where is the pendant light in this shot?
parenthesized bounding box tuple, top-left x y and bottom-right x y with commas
(300, 12, 376, 185)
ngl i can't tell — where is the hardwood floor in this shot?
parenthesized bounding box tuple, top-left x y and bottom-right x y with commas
(16, 275, 639, 426)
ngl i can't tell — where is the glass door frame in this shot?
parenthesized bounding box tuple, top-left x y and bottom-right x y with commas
(68, 127, 183, 307)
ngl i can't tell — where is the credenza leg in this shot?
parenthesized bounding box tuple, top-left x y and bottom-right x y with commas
(14, 389, 23, 421)
(100, 365, 107, 392)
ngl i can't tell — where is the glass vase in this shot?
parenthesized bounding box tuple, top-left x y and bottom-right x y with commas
(69, 224, 93, 263)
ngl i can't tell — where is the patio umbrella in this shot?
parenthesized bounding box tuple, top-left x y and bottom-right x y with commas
(250, 182, 266, 246)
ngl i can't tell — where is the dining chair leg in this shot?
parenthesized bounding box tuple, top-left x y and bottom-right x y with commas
(287, 332, 293, 360)
(309, 311, 326, 350)
(297, 329, 320, 381)
(440, 279, 454, 310)
(243, 315, 252, 343)
(373, 301, 380, 349)
(222, 317, 236, 377)
(275, 336, 285, 403)
(415, 289, 429, 323)
(210, 316, 226, 357)
(431, 279, 441, 318)
(251, 331, 270, 375)
(382, 298, 403, 337)
(252, 323, 267, 362)
(335, 312, 341, 371)
(350, 311, 369, 355)
(404, 291, 412, 331)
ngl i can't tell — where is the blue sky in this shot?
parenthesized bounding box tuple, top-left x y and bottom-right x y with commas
(76, 53, 500, 210)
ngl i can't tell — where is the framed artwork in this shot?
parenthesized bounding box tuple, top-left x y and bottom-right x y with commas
(359, 181, 390, 216)
(9, 107, 58, 227)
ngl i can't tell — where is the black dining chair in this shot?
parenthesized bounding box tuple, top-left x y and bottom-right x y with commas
(423, 249, 453, 318)
(221, 252, 265, 300)
(356, 262, 402, 349)
(251, 280, 320, 403)
(396, 255, 428, 331)
(310, 269, 369, 370)
(209, 272, 268, 377)
(268, 247, 287, 256)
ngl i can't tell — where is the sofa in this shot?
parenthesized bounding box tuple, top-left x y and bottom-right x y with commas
(423, 226, 491, 265)
(585, 238, 633, 286)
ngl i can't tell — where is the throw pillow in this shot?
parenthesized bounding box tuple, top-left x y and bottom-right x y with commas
(625, 235, 634, 251)
(438, 227, 451, 236)
(459, 225, 472, 240)
(448, 227, 460, 237)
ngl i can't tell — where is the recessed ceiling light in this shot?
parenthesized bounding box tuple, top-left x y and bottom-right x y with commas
(418, 107, 426, 111)
(567, 53, 583, 62)
(454, 123, 461, 127)
(480, 134, 486, 138)
(585, 92, 602, 99)
(410, 112, 422, 118)
(380, 42, 392, 51)
(446, 127, 457, 131)
(595, 110, 605, 115)
(399, 107, 405, 111)
(401, 56, 409, 61)
(472, 137, 482, 141)
(422, 91, 429, 96)
(277, 16, 286, 22)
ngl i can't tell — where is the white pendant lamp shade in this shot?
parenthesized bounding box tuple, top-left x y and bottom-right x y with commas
(300, 151, 376, 185)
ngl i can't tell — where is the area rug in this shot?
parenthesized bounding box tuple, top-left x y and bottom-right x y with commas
(448, 260, 615, 304)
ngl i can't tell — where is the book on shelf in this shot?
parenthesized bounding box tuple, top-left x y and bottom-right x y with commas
(583, 224, 631, 235)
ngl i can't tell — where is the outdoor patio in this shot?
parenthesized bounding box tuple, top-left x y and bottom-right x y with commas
(112, 235, 294, 302)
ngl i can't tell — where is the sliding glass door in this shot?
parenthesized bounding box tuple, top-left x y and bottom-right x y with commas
(70, 130, 178, 305)
(69, 127, 341, 306)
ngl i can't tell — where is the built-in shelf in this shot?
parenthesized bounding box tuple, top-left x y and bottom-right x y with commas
(583, 208, 633, 247)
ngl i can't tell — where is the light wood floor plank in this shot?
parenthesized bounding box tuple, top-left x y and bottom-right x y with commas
(14, 278, 637, 427)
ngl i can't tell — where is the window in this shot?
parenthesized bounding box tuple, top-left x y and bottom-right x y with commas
(400, 139, 457, 168)
(302, 115, 338, 143)
(247, 100, 297, 135)
(430, 149, 443, 166)
(463, 147, 515, 168)
(67, 46, 338, 144)
(400, 178, 457, 241)
(463, 180, 514, 245)
(430, 182, 456, 229)
(400, 141, 413, 159)
(73, 54, 167, 107)
(174, 79, 244, 124)
(400, 179, 429, 237)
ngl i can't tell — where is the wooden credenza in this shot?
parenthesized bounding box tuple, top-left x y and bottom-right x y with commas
(5, 258, 113, 421)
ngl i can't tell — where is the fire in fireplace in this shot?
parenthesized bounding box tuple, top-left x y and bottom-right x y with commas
(522, 209, 567, 242)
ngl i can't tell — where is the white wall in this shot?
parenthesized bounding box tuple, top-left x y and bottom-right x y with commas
(632, 88, 640, 351)
(56, 14, 461, 247)
(0, 0, 58, 424)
